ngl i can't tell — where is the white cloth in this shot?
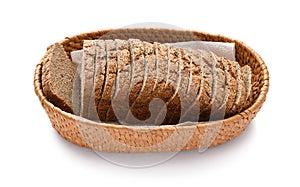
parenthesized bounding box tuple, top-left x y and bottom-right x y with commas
(171, 41, 235, 61)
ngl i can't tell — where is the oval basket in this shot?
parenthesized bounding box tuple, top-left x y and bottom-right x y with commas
(34, 28, 269, 152)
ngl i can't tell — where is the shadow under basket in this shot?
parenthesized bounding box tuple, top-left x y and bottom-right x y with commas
(34, 28, 269, 153)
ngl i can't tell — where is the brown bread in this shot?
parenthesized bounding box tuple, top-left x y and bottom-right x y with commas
(41, 43, 76, 113)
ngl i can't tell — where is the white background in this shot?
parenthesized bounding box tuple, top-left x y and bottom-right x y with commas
(0, 0, 299, 186)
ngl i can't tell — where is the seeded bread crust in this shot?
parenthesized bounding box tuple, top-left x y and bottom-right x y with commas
(42, 43, 76, 114)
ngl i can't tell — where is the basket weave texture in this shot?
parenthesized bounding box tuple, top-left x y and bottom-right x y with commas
(34, 28, 269, 152)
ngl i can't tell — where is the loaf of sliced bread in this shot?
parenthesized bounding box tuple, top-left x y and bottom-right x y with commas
(43, 39, 252, 125)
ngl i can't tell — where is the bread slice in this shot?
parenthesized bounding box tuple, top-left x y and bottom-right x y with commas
(165, 46, 192, 124)
(198, 50, 214, 121)
(123, 39, 147, 123)
(209, 52, 227, 120)
(90, 40, 106, 121)
(179, 48, 203, 123)
(235, 68, 246, 114)
(151, 45, 181, 125)
(96, 40, 117, 121)
(80, 40, 96, 119)
(240, 65, 252, 112)
(153, 44, 180, 125)
(149, 42, 171, 125)
(105, 40, 124, 122)
(41, 43, 76, 113)
(218, 57, 237, 116)
(227, 61, 245, 115)
(110, 40, 131, 122)
(215, 57, 229, 111)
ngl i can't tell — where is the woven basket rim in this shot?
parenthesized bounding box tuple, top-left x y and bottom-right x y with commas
(35, 28, 269, 130)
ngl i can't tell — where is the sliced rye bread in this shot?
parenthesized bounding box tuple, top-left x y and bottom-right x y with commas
(110, 40, 131, 122)
(43, 40, 249, 124)
(80, 40, 96, 119)
(41, 43, 76, 114)
(96, 40, 117, 121)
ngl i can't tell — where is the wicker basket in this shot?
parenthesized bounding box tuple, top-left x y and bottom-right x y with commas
(34, 28, 269, 152)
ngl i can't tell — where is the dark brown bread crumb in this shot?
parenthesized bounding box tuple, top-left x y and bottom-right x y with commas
(42, 43, 76, 113)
